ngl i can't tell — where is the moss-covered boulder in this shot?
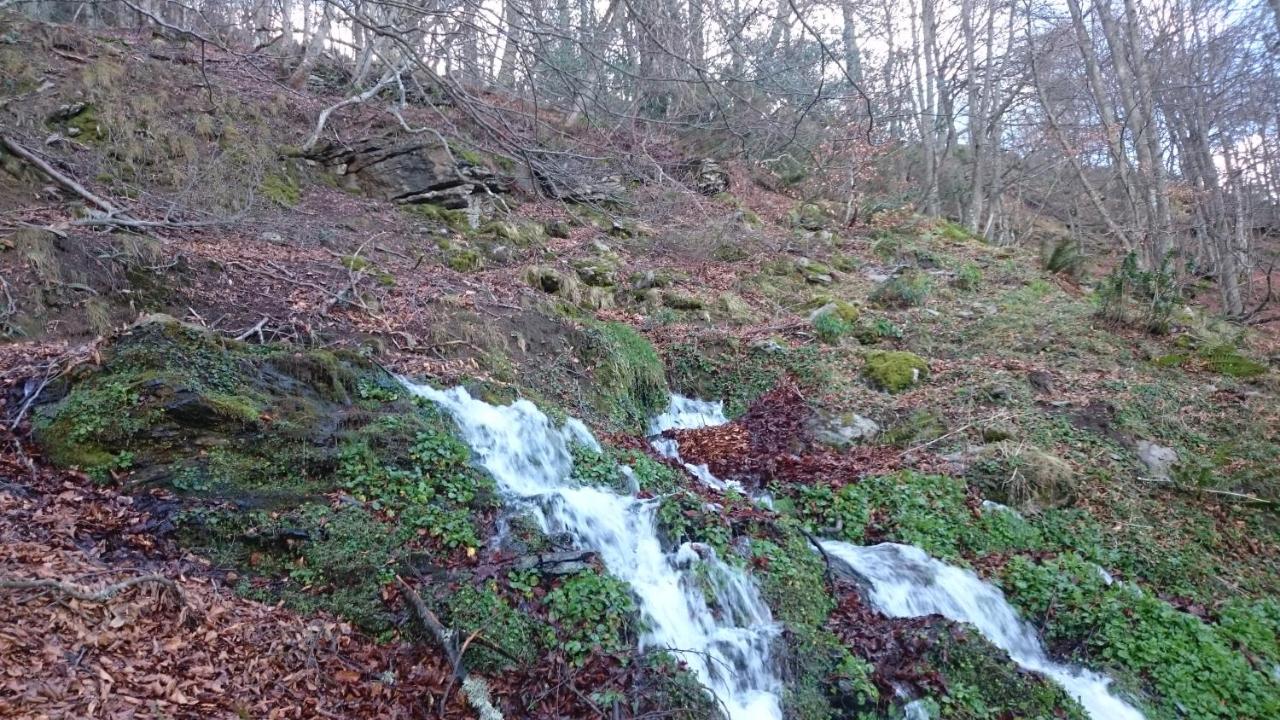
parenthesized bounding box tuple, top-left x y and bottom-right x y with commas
(577, 321, 668, 431)
(32, 315, 498, 634)
(864, 350, 929, 392)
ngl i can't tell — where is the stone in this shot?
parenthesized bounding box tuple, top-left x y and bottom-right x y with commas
(981, 421, 1017, 443)
(681, 158, 730, 195)
(1136, 440, 1179, 480)
(545, 220, 571, 239)
(662, 291, 705, 310)
(864, 351, 929, 393)
(1027, 370, 1055, 395)
(305, 135, 513, 207)
(813, 411, 880, 448)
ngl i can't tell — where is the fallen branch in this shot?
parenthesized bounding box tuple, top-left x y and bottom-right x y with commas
(1138, 478, 1278, 509)
(395, 575, 505, 720)
(300, 68, 403, 153)
(0, 573, 186, 605)
(1, 134, 123, 217)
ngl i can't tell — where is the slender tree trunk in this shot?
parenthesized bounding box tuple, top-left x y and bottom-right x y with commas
(287, 3, 331, 90)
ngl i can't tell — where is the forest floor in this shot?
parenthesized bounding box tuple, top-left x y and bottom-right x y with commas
(2, 19, 1280, 720)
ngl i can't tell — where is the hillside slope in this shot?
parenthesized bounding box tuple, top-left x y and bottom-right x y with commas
(3, 22, 1279, 720)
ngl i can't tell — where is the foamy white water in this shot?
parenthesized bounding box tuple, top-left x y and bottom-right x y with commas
(405, 383, 782, 720)
(819, 541, 1144, 720)
(648, 395, 741, 491)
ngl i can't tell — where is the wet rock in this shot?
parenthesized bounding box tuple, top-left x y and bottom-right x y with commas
(1136, 440, 1179, 480)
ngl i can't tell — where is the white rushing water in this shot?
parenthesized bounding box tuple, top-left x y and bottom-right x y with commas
(819, 541, 1145, 720)
(404, 383, 782, 720)
(647, 394, 740, 491)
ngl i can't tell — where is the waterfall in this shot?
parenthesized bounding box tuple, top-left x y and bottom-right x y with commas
(647, 394, 740, 491)
(404, 383, 783, 720)
(819, 541, 1145, 720)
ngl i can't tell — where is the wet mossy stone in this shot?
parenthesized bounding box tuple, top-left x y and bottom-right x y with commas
(578, 320, 667, 432)
(863, 350, 929, 393)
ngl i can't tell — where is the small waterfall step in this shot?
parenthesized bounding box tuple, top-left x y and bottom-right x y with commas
(819, 540, 1145, 720)
(403, 383, 783, 720)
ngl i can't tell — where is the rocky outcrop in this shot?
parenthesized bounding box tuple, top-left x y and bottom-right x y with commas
(681, 158, 730, 195)
(306, 135, 513, 209)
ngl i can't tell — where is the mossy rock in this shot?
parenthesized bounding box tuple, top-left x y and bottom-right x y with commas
(33, 314, 495, 635)
(863, 350, 929, 392)
(869, 270, 932, 308)
(525, 266, 581, 302)
(445, 247, 483, 272)
(662, 290, 705, 310)
(481, 219, 545, 246)
(578, 321, 667, 431)
(573, 256, 620, 287)
(788, 203, 830, 231)
(406, 202, 474, 233)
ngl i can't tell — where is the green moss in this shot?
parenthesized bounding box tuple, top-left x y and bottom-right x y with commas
(259, 169, 302, 207)
(923, 626, 1088, 720)
(444, 582, 544, 671)
(406, 202, 474, 233)
(751, 528, 834, 627)
(580, 321, 668, 431)
(666, 336, 831, 417)
(445, 247, 483, 272)
(869, 270, 932, 308)
(954, 262, 983, 291)
(863, 350, 929, 392)
(36, 316, 499, 637)
(62, 104, 105, 142)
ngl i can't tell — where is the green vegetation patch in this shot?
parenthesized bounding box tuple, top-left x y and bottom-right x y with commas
(34, 316, 497, 635)
(666, 335, 831, 417)
(1004, 553, 1280, 720)
(578, 321, 667, 432)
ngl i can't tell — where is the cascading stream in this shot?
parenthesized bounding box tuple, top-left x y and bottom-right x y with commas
(403, 383, 783, 720)
(647, 394, 739, 491)
(819, 540, 1145, 720)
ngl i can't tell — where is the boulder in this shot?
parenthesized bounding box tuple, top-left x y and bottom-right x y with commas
(864, 351, 929, 393)
(813, 411, 880, 448)
(1136, 440, 1178, 480)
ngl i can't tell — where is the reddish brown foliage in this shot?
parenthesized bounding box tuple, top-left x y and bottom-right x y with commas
(0, 439, 469, 720)
(824, 582, 948, 700)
